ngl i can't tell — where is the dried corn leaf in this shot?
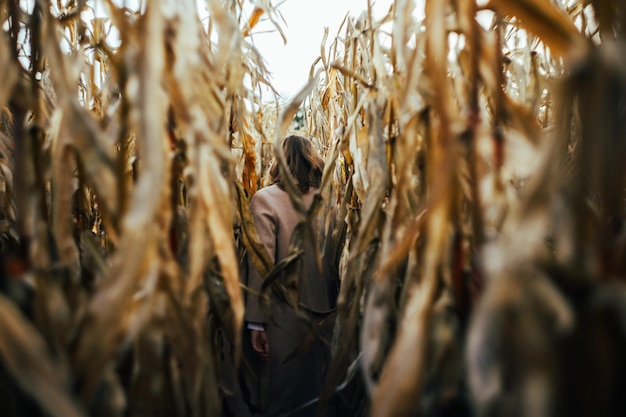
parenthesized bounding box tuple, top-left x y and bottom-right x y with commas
(488, 0, 586, 57)
(0, 295, 84, 417)
(242, 7, 264, 37)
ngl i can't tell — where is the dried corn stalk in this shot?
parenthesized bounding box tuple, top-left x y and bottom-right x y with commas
(300, 0, 626, 416)
(0, 0, 625, 417)
(0, 0, 280, 416)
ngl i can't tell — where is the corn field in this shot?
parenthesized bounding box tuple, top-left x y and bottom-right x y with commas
(0, 0, 625, 416)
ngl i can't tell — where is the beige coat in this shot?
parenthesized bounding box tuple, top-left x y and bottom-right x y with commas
(244, 184, 339, 416)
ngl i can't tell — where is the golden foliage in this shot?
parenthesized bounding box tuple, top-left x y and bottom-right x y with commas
(0, 0, 625, 417)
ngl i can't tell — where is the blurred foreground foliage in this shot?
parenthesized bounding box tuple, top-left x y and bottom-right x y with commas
(0, 1, 625, 417)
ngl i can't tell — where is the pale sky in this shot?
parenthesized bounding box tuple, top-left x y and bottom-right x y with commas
(105, 0, 395, 98)
(244, 0, 394, 98)
(20, 0, 396, 98)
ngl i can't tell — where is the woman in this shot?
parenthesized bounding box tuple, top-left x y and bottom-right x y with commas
(245, 135, 339, 417)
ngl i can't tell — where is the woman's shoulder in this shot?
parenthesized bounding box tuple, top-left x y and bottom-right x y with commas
(252, 183, 283, 199)
(250, 184, 287, 207)
(253, 183, 320, 206)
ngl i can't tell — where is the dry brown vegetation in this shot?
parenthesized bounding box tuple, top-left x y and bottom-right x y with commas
(0, 0, 625, 417)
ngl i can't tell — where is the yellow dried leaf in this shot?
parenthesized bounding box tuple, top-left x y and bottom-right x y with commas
(0, 295, 85, 417)
(489, 0, 586, 57)
(243, 7, 264, 37)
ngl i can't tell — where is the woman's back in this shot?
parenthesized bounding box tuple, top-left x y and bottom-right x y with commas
(243, 135, 339, 417)
(249, 184, 337, 313)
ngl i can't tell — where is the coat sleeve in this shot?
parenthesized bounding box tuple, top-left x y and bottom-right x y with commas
(244, 191, 277, 324)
